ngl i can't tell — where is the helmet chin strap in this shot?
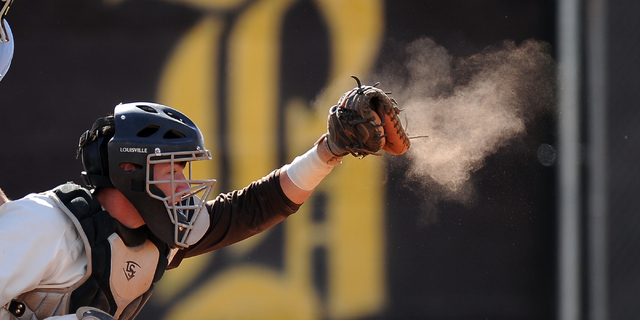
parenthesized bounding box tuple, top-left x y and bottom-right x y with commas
(125, 186, 176, 247)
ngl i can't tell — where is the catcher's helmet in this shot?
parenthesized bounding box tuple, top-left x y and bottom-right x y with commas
(77, 102, 216, 248)
(0, 0, 15, 81)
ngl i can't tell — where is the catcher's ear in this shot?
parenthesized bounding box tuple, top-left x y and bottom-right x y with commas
(382, 113, 411, 155)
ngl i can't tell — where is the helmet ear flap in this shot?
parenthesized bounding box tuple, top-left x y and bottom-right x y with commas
(78, 116, 116, 188)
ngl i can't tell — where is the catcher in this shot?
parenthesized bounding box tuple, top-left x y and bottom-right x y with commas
(0, 77, 408, 320)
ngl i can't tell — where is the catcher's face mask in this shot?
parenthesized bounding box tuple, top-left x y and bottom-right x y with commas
(146, 150, 215, 248)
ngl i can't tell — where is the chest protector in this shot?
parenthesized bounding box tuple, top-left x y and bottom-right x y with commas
(7, 183, 170, 320)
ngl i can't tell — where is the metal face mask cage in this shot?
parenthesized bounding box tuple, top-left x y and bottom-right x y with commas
(146, 148, 216, 248)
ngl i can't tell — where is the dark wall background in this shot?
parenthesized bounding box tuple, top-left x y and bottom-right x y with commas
(607, 0, 640, 319)
(0, 0, 557, 319)
(380, 3, 556, 318)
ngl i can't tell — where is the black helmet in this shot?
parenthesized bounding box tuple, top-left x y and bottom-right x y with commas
(78, 102, 216, 248)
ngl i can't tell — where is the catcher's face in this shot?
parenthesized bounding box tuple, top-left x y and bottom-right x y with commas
(153, 161, 190, 205)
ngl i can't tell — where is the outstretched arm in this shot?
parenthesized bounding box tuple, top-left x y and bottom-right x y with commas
(171, 136, 341, 264)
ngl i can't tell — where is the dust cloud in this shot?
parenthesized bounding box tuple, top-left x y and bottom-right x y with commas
(376, 38, 556, 209)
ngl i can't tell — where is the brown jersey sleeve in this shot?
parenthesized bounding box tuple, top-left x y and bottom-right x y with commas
(167, 168, 300, 268)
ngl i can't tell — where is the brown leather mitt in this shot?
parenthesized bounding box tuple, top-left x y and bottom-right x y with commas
(326, 76, 410, 158)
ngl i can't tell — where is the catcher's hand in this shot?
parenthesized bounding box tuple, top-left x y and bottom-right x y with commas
(326, 76, 410, 158)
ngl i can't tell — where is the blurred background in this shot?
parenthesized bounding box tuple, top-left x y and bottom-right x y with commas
(0, 0, 635, 319)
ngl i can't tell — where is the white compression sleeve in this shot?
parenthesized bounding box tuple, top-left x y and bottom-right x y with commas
(283, 144, 338, 191)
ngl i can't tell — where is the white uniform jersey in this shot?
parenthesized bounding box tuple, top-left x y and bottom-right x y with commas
(0, 193, 87, 320)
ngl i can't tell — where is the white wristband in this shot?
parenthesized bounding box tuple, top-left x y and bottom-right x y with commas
(283, 144, 337, 191)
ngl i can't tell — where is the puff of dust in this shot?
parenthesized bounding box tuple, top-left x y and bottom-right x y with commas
(379, 38, 556, 204)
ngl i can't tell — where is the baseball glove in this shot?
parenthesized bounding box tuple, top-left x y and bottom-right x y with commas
(326, 76, 410, 158)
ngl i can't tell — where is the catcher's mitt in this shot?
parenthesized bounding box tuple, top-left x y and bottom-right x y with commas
(326, 76, 410, 158)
